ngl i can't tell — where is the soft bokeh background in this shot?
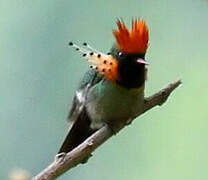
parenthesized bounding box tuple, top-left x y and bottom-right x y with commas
(0, 0, 208, 179)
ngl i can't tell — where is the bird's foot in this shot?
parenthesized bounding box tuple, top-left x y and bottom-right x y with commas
(81, 154, 93, 164)
(54, 152, 66, 163)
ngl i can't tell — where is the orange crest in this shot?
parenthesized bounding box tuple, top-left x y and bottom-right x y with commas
(113, 19, 149, 54)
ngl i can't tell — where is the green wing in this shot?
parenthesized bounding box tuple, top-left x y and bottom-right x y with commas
(58, 69, 103, 154)
(78, 69, 103, 89)
(67, 69, 103, 121)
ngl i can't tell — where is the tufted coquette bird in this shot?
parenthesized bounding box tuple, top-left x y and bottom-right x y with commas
(58, 18, 149, 155)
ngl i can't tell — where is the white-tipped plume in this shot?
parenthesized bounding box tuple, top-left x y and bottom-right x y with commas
(68, 41, 110, 66)
(68, 41, 119, 82)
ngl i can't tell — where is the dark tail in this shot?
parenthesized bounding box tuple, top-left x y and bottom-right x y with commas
(58, 108, 95, 153)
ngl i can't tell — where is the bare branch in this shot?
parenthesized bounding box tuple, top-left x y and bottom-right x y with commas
(32, 126, 113, 180)
(32, 80, 182, 180)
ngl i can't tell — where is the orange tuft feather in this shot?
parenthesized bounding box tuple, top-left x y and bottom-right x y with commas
(113, 18, 149, 54)
(88, 54, 119, 82)
(98, 57, 118, 82)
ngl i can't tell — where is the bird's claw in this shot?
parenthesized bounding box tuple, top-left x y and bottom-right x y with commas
(55, 152, 66, 162)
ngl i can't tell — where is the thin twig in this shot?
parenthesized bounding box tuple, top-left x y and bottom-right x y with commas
(32, 80, 182, 180)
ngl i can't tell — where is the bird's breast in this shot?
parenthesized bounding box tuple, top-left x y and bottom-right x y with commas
(86, 79, 145, 130)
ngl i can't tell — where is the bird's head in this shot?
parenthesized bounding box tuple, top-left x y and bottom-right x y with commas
(69, 18, 149, 89)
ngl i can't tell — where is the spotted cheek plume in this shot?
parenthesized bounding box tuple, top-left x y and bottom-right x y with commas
(113, 18, 149, 54)
(69, 42, 119, 82)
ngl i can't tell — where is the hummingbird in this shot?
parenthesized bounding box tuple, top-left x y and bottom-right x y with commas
(58, 18, 149, 154)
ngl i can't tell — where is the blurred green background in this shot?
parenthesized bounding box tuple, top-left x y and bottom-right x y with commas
(0, 0, 208, 179)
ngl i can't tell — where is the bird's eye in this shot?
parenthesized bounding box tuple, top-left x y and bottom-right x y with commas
(118, 52, 123, 57)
